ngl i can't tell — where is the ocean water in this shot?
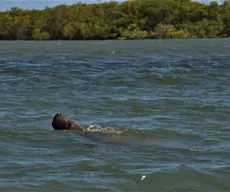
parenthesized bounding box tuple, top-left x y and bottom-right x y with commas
(1, 39, 230, 192)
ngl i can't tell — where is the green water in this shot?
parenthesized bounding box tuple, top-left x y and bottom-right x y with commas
(1, 39, 230, 191)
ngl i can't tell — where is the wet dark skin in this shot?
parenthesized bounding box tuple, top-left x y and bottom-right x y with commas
(52, 113, 84, 131)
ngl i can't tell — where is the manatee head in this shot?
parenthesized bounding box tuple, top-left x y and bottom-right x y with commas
(52, 113, 70, 130)
(52, 113, 84, 131)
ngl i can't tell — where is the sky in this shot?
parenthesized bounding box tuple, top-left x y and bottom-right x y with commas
(0, 0, 121, 11)
(1, 0, 222, 11)
(1, 0, 122, 11)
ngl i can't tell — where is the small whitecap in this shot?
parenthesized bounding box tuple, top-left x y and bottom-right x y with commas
(141, 175, 146, 180)
(189, 149, 198, 152)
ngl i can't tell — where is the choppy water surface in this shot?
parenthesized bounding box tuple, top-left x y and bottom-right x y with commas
(1, 39, 230, 191)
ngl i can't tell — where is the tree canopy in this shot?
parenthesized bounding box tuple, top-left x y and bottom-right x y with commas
(0, 0, 229, 40)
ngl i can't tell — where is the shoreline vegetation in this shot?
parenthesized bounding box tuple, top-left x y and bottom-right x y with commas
(0, 0, 229, 40)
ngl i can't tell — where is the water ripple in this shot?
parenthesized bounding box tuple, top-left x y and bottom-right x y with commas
(1, 39, 230, 191)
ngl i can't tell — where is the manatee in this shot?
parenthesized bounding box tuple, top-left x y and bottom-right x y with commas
(52, 113, 84, 131)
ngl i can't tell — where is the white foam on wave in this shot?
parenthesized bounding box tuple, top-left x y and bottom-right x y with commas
(85, 125, 123, 134)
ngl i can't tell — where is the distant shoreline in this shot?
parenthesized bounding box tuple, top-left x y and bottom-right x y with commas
(0, 37, 229, 41)
(0, 0, 229, 40)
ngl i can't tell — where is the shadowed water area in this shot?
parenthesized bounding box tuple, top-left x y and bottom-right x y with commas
(1, 39, 230, 191)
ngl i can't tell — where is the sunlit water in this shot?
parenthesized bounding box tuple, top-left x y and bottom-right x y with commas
(1, 39, 230, 191)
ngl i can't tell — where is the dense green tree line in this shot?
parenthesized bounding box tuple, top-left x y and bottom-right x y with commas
(0, 0, 229, 40)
